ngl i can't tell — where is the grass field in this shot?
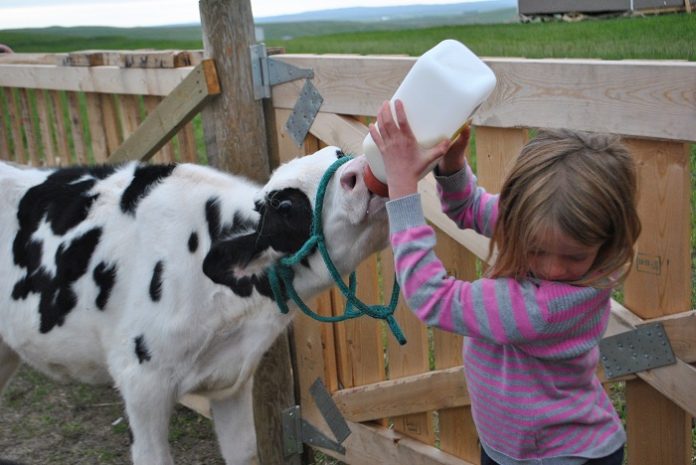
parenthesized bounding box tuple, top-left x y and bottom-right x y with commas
(0, 12, 694, 465)
(0, 13, 694, 60)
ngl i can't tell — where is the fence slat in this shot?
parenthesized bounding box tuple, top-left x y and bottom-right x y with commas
(0, 89, 11, 160)
(99, 94, 122, 157)
(622, 138, 692, 465)
(84, 93, 108, 164)
(5, 88, 26, 164)
(17, 89, 40, 166)
(177, 122, 198, 163)
(49, 91, 70, 166)
(34, 90, 56, 166)
(433, 229, 479, 462)
(66, 92, 87, 164)
(382, 248, 434, 444)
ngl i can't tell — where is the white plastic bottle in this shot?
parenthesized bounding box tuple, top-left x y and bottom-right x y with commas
(362, 39, 497, 197)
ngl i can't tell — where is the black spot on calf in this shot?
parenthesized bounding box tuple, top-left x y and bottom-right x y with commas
(203, 188, 312, 299)
(120, 164, 175, 215)
(188, 232, 198, 253)
(33, 228, 102, 333)
(134, 335, 151, 363)
(149, 261, 164, 302)
(93, 262, 117, 310)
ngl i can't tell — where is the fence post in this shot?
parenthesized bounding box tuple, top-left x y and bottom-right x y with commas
(198, 1, 298, 464)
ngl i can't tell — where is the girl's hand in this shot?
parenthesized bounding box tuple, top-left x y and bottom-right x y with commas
(437, 124, 471, 176)
(368, 99, 449, 199)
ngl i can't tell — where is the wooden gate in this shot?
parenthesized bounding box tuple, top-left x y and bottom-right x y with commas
(268, 54, 696, 465)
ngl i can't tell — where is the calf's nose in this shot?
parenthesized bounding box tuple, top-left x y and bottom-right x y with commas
(339, 157, 367, 193)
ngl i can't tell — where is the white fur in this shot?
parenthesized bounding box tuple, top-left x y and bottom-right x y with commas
(0, 147, 388, 465)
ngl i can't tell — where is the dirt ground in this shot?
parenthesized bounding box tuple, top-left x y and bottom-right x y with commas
(0, 364, 225, 465)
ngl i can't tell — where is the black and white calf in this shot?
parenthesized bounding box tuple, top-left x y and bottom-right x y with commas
(0, 147, 389, 465)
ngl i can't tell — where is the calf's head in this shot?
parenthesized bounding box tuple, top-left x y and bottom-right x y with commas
(203, 146, 389, 300)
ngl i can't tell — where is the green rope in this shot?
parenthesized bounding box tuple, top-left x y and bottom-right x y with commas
(267, 155, 406, 345)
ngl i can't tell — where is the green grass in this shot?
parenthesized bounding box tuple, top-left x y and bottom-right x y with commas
(0, 13, 693, 60)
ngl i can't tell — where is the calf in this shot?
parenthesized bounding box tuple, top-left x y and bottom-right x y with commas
(0, 147, 389, 465)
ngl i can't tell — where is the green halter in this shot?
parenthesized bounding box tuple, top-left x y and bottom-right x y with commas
(266, 155, 406, 345)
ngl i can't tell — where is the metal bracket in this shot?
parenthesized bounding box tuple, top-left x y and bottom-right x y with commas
(250, 43, 314, 100)
(600, 322, 676, 379)
(250, 43, 321, 145)
(285, 79, 323, 147)
(282, 378, 351, 458)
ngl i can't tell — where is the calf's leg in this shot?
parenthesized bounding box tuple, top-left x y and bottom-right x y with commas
(211, 379, 259, 465)
(117, 370, 176, 465)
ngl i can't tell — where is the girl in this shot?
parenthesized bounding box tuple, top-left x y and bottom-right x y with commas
(369, 100, 641, 465)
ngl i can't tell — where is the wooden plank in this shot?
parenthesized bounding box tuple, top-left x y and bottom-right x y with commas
(420, 173, 491, 262)
(84, 93, 108, 164)
(432, 228, 480, 462)
(315, 420, 476, 465)
(99, 94, 122, 157)
(623, 139, 691, 317)
(271, 55, 696, 143)
(5, 88, 26, 164)
(49, 91, 70, 166)
(34, 90, 56, 166)
(332, 256, 386, 391)
(17, 89, 39, 166)
(0, 64, 193, 96)
(309, 111, 368, 156)
(620, 137, 692, 465)
(474, 126, 528, 193)
(118, 95, 142, 143)
(142, 96, 174, 163)
(109, 60, 220, 164)
(66, 92, 87, 164)
(177, 122, 198, 163)
(333, 366, 470, 422)
(381, 248, 434, 444)
(0, 53, 69, 65)
(0, 88, 13, 160)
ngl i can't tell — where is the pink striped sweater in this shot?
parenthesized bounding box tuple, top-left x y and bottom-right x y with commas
(385, 165, 625, 465)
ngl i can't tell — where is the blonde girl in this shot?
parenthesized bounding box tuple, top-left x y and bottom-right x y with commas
(369, 99, 641, 465)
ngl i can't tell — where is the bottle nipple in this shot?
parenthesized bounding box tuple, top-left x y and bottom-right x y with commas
(363, 164, 389, 197)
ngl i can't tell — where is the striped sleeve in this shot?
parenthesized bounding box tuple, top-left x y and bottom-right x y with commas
(435, 163, 498, 238)
(386, 194, 611, 355)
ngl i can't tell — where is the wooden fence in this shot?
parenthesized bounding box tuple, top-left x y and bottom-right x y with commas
(0, 50, 694, 465)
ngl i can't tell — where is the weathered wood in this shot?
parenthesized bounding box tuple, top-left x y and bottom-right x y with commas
(333, 366, 470, 423)
(49, 91, 70, 166)
(271, 55, 696, 143)
(17, 89, 39, 165)
(99, 94, 121, 157)
(315, 419, 476, 465)
(199, 0, 270, 183)
(475, 126, 528, 193)
(0, 91, 10, 160)
(34, 90, 56, 165)
(3, 88, 25, 163)
(618, 136, 692, 465)
(109, 60, 220, 164)
(84, 93, 108, 164)
(66, 92, 87, 164)
(381, 248, 434, 443)
(199, 2, 292, 464)
(0, 64, 193, 96)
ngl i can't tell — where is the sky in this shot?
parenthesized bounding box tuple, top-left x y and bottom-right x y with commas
(0, 0, 486, 29)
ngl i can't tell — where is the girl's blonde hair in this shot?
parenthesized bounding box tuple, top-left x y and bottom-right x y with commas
(487, 129, 641, 287)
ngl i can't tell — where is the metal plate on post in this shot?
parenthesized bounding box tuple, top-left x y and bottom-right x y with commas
(282, 405, 303, 457)
(309, 378, 351, 444)
(600, 322, 676, 379)
(285, 79, 323, 147)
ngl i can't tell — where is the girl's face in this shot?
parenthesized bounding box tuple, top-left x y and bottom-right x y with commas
(528, 227, 602, 282)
